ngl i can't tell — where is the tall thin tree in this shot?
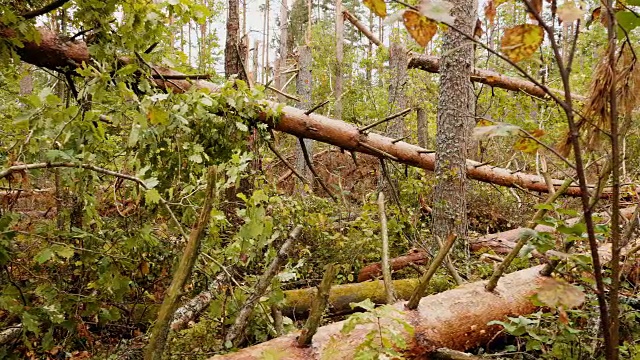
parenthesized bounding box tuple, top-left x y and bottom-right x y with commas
(431, 0, 476, 246)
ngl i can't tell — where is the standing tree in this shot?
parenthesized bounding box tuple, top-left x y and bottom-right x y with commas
(431, 0, 476, 246)
(224, 0, 247, 81)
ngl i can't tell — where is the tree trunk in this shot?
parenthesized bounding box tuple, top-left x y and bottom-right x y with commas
(210, 265, 559, 359)
(224, 0, 246, 81)
(275, 0, 289, 102)
(387, 38, 408, 139)
(334, 0, 343, 119)
(295, 45, 314, 190)
(432, 0, 475, 247)
(417, 107, 428, 148)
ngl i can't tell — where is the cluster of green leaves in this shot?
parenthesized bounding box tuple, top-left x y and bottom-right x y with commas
(334, 299, 414, 360)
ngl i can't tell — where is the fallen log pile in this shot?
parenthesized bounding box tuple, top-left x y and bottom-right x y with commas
(0, 27, 621, 198)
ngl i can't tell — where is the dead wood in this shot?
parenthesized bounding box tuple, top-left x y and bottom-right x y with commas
(211, 265, 556, 359)
(1, 27, 614, 198)
(357, 250, 429, 282)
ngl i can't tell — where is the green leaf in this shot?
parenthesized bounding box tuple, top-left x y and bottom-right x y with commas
(35, 247, 55, 264)
(616, 11, 640, 38)
(22, 311, 41, 335)
(189, 153, 203, 163)
(350, 298, 376, 312)
(144, 177, 159, 189)
(116, 63, 138, 76)
(52, 244, 74, 259)
(145, 189, 162, 204)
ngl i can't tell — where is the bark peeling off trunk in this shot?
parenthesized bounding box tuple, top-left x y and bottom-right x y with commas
(211, 266, 553, 359)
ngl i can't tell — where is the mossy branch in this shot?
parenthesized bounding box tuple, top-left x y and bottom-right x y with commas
(225, 225, 303, 346)
(144, 167, 218, 360)
(406, 233, 457, 310)
(297, 263, 336, 347)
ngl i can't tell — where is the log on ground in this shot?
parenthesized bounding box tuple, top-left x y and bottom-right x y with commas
(211, 265, 554, 359)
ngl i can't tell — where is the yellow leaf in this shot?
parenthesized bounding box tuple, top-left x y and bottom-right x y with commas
(513, 136, 539, 154)
(403, 10, 438, 47)
(364, 0, 387, 18)
(476, 118, 494, 126)
(500, 24, 544, 62)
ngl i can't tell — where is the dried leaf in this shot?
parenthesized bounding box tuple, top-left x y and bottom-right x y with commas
(476, 118, 494, 126)
(557, 2, 585, 24)
(364, 0, 387, 18)
(472, 122, 521, 140)
(528, 0, 543, 20)
(536, 280, 586, 309)
(474, 18, 484, 38)
(419, 0, 456, 24)
(530, 128, 546, 138)
(484, 0, 497, 25)
(500, 24, 544, 62)
(403, 10, 438, 47)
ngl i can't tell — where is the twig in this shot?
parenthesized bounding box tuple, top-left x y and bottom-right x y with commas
(266, 140, 311, 185)
(359, 142, 399, 161)
(297, 137, 337, 201)
(378, 192, 397, 304)
(266, 85, 300, 101)
(406, 233, 457, 310)
(391, 136, 408, 144)
(297, 263, 336, 347)
(433, 348, 484, 360)
(225, 225, 303, 346)
(304, 100, 331, 115)
(20, 0, 71, 19)
(358, 108, 412, 133)
(484, 177, 572, 291)
(436, 236, 464, 285)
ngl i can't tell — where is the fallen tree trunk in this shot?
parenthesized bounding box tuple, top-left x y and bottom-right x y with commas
(341, 10, 586, 102)
(282, 278, 420, 319)
(211, 265, 555, 359)
(357, 250, 428, 282)
(0, 27, 613, 197)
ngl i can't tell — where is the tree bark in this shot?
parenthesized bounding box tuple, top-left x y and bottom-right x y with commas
(417, 107, 428, 148)
(387, 39, 408, 139)
(432, 0, 475, 245)
(210, 265, 559, 359)
(295, 45, 314, 190)
(334, 0, 343, 119)
(224, 0, 246, 81)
